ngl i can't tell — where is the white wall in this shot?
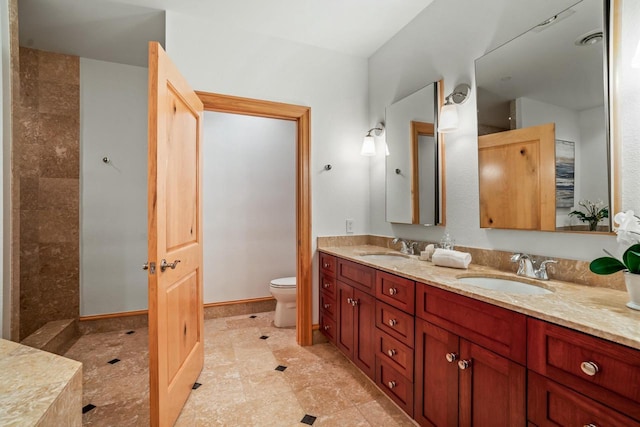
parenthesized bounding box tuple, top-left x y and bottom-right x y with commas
(203, 112, 296, 303)
(165, 11, 370, 322)
(0, 0, 8, 338)
(578, 106, 608, 208)
(368, 0, 624, 261)
(80, 58, 148, 316)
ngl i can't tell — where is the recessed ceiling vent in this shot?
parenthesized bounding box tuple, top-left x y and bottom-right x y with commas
(576, 31, 603, 46)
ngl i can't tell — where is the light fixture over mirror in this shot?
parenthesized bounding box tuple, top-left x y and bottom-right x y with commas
(438, 83, 471, 133)
(361, 123, 385, 156)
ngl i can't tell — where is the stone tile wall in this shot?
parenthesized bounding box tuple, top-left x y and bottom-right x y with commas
(17, 47, 79, 340)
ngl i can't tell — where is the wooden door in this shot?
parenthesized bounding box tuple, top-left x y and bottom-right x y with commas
(336, 281, 354, 357)
(147, 42, 204, 427)
(458, 340, 526, 427)
(414, 320, 459, 427)
(353, 289, 375, 380)
(478, 123, 555, 230)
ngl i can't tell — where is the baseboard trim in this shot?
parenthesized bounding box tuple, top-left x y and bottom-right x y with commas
(79, 309, 148, 322)
(204, 296, 275, 309)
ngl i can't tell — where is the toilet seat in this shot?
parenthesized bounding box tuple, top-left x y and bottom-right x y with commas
(270, 276, 296, 288)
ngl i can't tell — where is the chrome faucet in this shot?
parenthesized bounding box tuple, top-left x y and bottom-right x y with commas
(392, 238, 418, 255)
(510, 253, 558, 280)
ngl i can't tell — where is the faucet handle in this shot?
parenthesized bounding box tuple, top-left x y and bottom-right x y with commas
(510, 253, 530, 262)
(536, 259, 557, 280)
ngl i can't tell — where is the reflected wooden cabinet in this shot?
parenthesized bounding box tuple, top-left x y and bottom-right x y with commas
(478, 123, 556, 231)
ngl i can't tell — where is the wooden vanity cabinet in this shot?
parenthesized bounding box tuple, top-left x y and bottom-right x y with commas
(528, 318, 640, 424)
(335, 262, 376, 380)
(414, 283, 527, 426)
(319, 254, 337, 343)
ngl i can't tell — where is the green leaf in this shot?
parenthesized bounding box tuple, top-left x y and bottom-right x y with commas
(589, 256, 627, 275)
(623, 244, 640, 274)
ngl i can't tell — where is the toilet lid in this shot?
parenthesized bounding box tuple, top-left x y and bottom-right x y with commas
(270, 276, 296, 288)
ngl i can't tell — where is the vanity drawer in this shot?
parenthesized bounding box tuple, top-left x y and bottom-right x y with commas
(319, 310, 336, 343)
(319, 290, 336, 319)
(376, 300, 415, 348)
(375, 328, 413, 380)
(528, 371, 640, 427)
(528, 318, 640, 421)
(376, 358, 414, 417)
(416, 282, 526, 364)
(337, 258, 375, 295)
(375, 271, 415, 315)
(319, 273, 336, 300)
(320, 253, 336, 276)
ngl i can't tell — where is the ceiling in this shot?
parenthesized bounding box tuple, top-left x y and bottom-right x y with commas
(18, 0, 435, 67)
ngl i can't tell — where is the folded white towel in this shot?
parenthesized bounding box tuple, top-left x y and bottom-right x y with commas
(432, 248, 472, 269)
(419, 244, 436, 261)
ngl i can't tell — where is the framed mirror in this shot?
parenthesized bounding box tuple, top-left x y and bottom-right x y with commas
(475, 0, 612, 232)
(385, 81, 445, 225)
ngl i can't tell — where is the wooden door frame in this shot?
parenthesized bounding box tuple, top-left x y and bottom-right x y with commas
(196, 92, 312, 346)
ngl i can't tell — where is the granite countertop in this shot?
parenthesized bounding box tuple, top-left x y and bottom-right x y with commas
(319, 244, 640, 351)
(0, 339, 82, 425)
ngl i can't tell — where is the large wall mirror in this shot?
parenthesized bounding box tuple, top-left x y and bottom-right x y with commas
(385, 81, 445, 225)
(475, 0, 612, 233)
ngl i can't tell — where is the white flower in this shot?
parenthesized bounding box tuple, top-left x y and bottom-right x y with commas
(613, 210, 640, 245)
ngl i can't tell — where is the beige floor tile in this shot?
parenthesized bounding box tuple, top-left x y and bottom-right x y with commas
(66, 310, 415, 426)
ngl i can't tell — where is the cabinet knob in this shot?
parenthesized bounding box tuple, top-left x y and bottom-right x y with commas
(387, 349, 397, 357)
(445, 353, 458, 363)
(583, 424, 598, 427)
(458, 359, 472, 370)
(323, 263, 330, 268)
(323, 303, 331, 309)
(388, 318, 398, 327)
(323, 282, 330, 289)
(580, 361, 599, 376)
(346, 297, 353, 304)
(388, 287, 398, 296)
(387, 381, 396, 389)
(351, 299, 358, 307)
(323, 325, 330, 331)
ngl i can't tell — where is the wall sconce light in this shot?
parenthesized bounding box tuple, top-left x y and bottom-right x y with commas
(632, 39, 640, 69)
(361, 123, 385, 156)
(438, 83, 471, 133)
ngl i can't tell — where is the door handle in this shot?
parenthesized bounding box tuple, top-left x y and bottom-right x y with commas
(160, 259, 181, 272)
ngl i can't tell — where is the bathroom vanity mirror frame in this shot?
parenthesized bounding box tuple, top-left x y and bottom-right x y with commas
(475, 0, 620, 233)
(385, 80, 446, 225)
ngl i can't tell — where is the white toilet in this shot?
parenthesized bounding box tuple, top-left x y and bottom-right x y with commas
(269, 276, 297, 327)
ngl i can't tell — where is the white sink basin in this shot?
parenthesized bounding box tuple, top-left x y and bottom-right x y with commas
(457, 276, 553, 295)
(357, 253, 410, 262)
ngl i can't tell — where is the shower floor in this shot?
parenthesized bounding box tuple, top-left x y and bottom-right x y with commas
(64, 311, 415, 426)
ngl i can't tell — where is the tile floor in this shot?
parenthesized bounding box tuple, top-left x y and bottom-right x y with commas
(64, 311, 416, 426)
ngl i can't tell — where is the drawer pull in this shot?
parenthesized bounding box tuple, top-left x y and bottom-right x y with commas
(388, 318, 398, 327)
(323, 325, 330, 331)
(388, 287, 398, 296)
(388, 381, 396, 389)
(323, 282, 330, 289)
(580, 361, 599, 376)
(387, 349, 397, 357)
(458, 359, 472, 370)
(445, 353, 458, 363)
(323, 263, 330, 268)
(323, 303, 331, 309)
(583, 424, 598, 427)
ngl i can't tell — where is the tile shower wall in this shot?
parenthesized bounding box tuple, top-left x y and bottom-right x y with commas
(17, 47, 79, 340)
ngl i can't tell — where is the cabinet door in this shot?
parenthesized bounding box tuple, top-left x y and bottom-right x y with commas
(458, 339, 526, 427)
(353, 289, 375, 380)
(415, 320, 459, 427)
(528, 371, 640, 427)
(336, 281, 354, 357)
